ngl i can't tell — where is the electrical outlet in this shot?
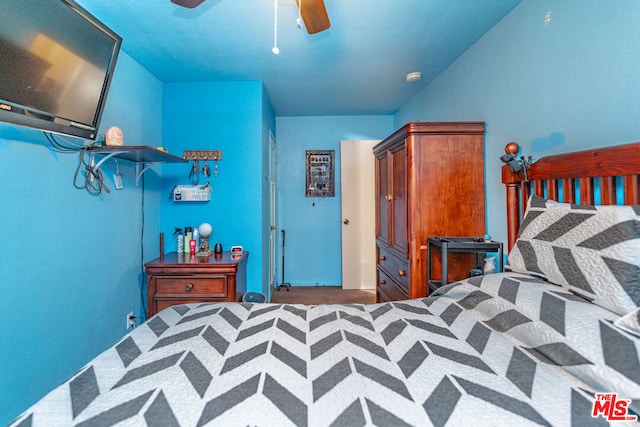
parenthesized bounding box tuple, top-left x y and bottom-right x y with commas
(126, 312, 135, 329)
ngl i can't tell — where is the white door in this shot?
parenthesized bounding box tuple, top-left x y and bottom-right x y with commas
(341, 140, 378, 290)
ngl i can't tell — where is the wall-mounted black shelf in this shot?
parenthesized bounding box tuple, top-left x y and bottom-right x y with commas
(87, 145, 187, 184)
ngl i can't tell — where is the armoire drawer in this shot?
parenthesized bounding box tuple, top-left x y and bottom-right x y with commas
(377, 245, 410, 294)
(376, 268, 409, 302)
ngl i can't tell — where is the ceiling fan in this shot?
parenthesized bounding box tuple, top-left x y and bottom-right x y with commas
(171, 0, 331, 34)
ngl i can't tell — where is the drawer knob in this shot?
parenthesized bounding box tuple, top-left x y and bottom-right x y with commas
(379, 255, 386, 261)
(385, 195, 392, 201)
(398, 270, 406, 277)
(379, 279, 386, 285)
(185, 283, 194, 292)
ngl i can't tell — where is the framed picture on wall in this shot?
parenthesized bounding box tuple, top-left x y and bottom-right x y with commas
(305, 150, 334, 197)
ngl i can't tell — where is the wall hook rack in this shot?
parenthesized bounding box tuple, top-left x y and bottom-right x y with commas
(184, 150, 222, 178)
(183, 150, 222, 161)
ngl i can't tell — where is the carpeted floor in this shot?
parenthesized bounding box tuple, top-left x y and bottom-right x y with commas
(269, 286, 376, 305)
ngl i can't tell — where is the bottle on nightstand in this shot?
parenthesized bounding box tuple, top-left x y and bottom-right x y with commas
(174, 228, 184, 253)
(184, 227, 193, 253)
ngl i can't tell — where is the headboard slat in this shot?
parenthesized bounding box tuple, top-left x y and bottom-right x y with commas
(580, 177, 594, 205)
(563, 178, 576, 204)
(533, 180, 544, 197)
(547, 179, 559, 201)
(624, 175, 640, 204)
(601, 176, 616, 205)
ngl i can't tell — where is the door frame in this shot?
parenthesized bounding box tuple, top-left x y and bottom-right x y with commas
(268, 132, 278, 299)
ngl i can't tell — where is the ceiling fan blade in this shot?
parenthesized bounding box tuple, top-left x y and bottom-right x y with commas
(296, 0, 331, 34)
(171, 0, 206, 8)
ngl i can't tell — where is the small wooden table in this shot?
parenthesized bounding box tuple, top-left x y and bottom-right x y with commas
(145, 251, 248, 317)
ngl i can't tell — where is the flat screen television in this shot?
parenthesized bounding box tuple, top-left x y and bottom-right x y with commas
(0, 0, 121, 140)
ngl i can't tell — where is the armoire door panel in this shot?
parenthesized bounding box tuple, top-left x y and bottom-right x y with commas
(391, 146, 407, 255)
(375, 154, 390, 245)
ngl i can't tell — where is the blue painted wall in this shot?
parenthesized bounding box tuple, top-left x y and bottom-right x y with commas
(274, 116, 394, 287)
(159, 81, 274, 297)
(396, 0, 640, 248)
(0, 52, 164, 424)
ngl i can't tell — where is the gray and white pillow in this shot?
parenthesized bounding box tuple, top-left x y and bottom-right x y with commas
(507, 194, 640, 316)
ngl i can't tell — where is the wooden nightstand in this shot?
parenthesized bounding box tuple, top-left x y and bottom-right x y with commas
(145, 251, 248, 317)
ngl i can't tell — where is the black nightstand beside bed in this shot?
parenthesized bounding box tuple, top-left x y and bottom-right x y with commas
(426, 236, 503, 293)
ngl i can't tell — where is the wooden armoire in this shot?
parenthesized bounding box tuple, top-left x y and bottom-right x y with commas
(374, 122, 486, 302)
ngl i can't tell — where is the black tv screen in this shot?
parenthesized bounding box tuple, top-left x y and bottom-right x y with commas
(0, 0, 121, 140)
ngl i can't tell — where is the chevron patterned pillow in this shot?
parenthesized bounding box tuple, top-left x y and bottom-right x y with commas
(506, 194, 640, 315)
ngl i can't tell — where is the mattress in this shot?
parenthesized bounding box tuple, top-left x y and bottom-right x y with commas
(10, 272, 640, 426)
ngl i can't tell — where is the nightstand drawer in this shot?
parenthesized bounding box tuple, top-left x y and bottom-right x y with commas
(377, 246, 409, 293)
(155, 276, 227, 297)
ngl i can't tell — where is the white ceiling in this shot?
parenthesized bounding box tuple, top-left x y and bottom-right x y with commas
(76, 0, 524, 116)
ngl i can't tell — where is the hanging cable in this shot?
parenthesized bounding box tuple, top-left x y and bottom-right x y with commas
(74, 147, 110, 196)
(43, 131, 109, 195)
(272, 0, 280, 55)
(139, 170, 148, 320)
(44, 132, 85, 152)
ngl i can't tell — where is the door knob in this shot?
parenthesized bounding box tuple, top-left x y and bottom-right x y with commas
(343, 219, 350, 225)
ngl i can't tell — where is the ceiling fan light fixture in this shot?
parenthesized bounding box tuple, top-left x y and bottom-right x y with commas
(405, 71, 422, 83)
(272, 0, 280, 55)
(295, 0, 330, 34)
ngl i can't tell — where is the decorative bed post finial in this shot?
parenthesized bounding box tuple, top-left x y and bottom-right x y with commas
(500, 142, 531, 176)
(505, 141, 519, 156)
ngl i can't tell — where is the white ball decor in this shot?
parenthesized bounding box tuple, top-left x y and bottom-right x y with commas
(198, 222, 212, 237)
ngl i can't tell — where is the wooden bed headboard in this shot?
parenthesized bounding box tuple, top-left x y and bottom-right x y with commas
(502, 142, 640, 251)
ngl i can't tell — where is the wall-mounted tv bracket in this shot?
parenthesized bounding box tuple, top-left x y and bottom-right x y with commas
(184, 150, 222, 179)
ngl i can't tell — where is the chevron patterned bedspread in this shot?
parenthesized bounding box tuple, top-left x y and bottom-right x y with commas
(11, 272, 640, 426)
